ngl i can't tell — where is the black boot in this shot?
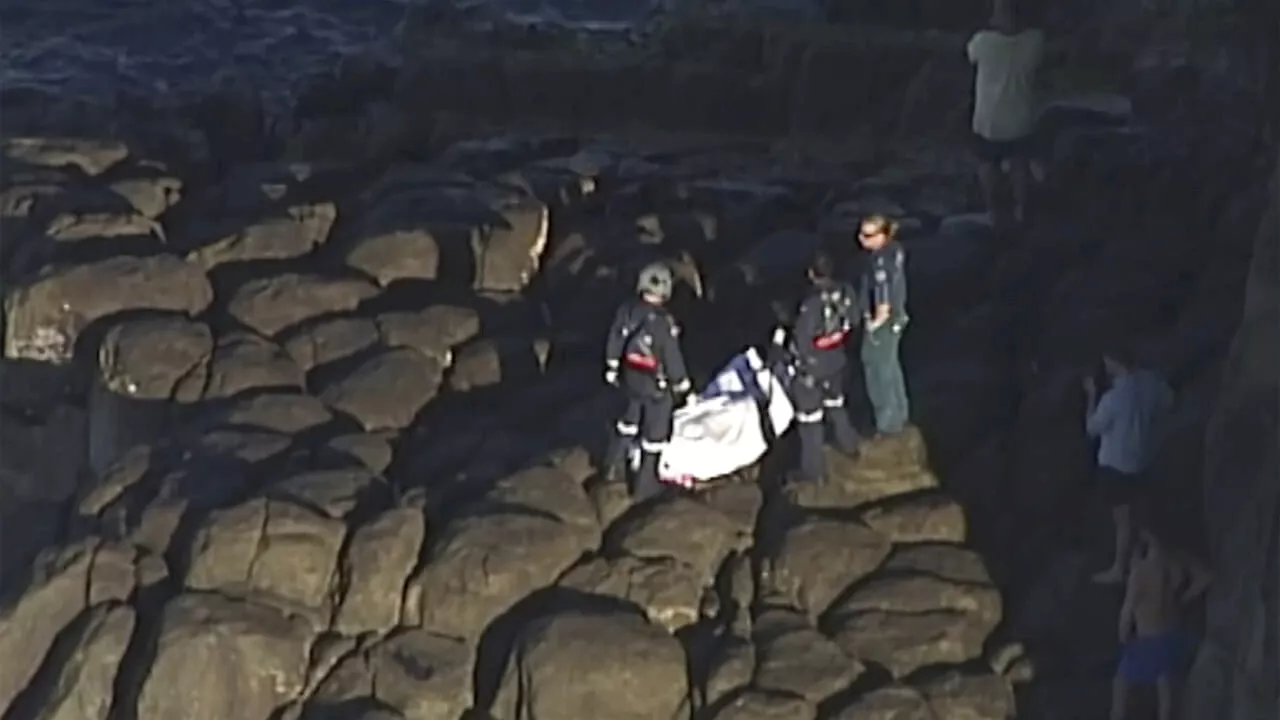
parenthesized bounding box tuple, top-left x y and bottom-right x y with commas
(796, 421, 827, 484)
(632, 452, 666, 501)
(825, 408, 862, 458)
(601, 436, 631, 484)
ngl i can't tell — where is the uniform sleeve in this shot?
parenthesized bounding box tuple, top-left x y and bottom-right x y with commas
(603, 305, 629, 368)
(655, 314, 690, 390)
(889, 245, 908, 323)
(842, 282, 861, 327)
(792, 296, 821, 367)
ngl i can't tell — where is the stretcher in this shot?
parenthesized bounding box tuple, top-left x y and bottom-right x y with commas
(639, 347, 797, 487)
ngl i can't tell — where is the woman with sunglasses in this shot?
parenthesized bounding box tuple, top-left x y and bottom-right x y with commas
(857, 215, 910, 435)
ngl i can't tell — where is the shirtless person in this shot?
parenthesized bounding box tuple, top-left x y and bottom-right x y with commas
(1112, 516, 1211, 720)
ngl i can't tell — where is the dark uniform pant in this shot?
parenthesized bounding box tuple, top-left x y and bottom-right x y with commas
(604, 391, 675, 500)
(791, 371, 860, 483)
(861, 326, 909, 434)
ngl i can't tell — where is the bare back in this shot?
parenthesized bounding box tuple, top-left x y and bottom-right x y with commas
(1126, 548, 1184, 635)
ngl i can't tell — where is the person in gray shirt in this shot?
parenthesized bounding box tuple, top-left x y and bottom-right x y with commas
(1084, 351, 1174, 584)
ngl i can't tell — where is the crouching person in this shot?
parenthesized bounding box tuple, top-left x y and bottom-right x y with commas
(602, 261, 692, 500)
(772, 251, 862, 484)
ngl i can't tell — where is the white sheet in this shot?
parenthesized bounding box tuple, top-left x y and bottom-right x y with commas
(646, 347, 795, 485)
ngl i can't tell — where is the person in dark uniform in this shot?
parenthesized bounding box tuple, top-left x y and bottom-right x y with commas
(857, 214, 911, 435)
(771, 250, 862, 484)
(602, 261, 692, 500)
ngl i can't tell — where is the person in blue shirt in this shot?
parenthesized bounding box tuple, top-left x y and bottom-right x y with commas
(857, 214, 910, 435)
(770, 250, 862, 484)
(1084, 351, 1174, 584)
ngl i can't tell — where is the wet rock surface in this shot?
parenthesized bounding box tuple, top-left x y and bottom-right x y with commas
(0, 47, 1273, 720)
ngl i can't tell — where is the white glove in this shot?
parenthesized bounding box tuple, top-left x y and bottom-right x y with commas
(771, 326, 787, 346)
(605, 368, 619, 386)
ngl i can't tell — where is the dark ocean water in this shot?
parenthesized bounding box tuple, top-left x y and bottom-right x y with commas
(0, 0, 818, 108)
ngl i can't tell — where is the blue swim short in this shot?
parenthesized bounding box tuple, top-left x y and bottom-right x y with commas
(1119, 631, 1184, 684)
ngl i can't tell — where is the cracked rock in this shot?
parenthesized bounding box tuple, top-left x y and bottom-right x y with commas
(136, 591, 313, 720)
(491, 605, 688, 720)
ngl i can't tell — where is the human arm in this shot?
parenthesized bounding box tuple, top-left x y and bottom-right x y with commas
(603, 305, 629, 383)
(1179, 555, 1212, 603)
(1117, 573, 1137, 641)
(655, 314, 691, 395)
(1084, 389, 1114, 437)
(966, 32, 984, 65)
(887, 245, 908, 328)
(792, 296, 822, 370)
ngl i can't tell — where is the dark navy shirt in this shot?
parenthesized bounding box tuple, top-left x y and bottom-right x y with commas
(605, 299, 689, 390)
(860, 240, 908, 326)
(792, 279, 859, 377)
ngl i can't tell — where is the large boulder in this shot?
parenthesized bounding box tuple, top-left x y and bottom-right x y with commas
(606, 496, 746, 580)
(709, 691, 816, 720)
(303, 629, 472, 720)
(490, 606, 689, 720)
(338, 182, 549, 292)
(223, 272, 380, 337)
(763, 515, 891, 620)
(201, 331, 306, 400)
(135, 592, 313, 720)
(751, 607, 862, 703)
(279, 315, 381, 372)
(558, 555, 706, 632)
(2, 137, 129, 176)
(182, 202, 337, 271)
(94, 315, 213, 402)
(375, 304, 480, 359)
(88, 315, 214, 473)
(15, 601, 137, 720)
(1185, 166, 1280, 720)
(787, 428, 938, 509)
(4, 254, 213, 365)
(858, 490, 967, 544)
(314, 346, 445, 431)
(822, 544, 1002, 678)
(106, 167, 184, 218)
(446, 335, 550, 392)
(0, 539, 140, 712)
(332, 505, 426, 635)
(404, 506, 594, 640)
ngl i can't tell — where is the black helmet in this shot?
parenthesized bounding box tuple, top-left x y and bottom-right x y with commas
(809, 250, 835, 281)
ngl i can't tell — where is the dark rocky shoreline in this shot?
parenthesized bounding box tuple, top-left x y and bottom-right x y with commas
(1, 11, 1276, 720)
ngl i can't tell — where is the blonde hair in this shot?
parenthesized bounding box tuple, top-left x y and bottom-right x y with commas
(861, 214, 900, 239)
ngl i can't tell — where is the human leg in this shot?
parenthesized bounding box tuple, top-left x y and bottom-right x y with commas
(1109, 667, 1129, 720)
(972, 134, 1005, 220)
(860, 337, 888, 431)
(1007, 154, 1033, 222)
(863, 329, 907, 434)
(819, 375, 861, 455)
(792, 373, 826, 483)
(1094, 468, 1137, 583)
(603, 398, 642, 483)
(881, 330, 909, 432)
(1094, 502, 1132, 584)
(635, 393, 675, 501)
(1156, 675, 1173, 720)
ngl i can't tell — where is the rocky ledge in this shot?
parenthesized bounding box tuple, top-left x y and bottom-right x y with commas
(0, 44, 1272, 720)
